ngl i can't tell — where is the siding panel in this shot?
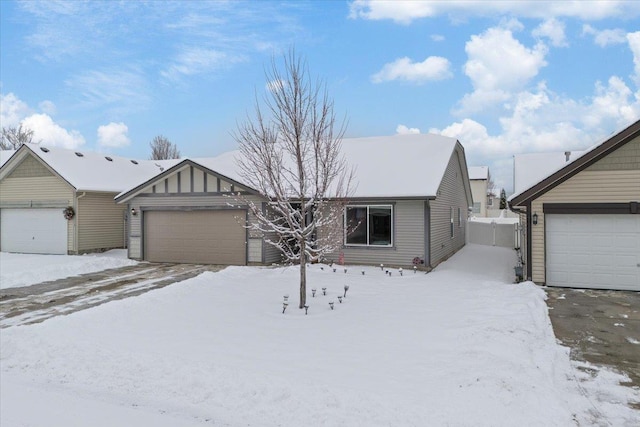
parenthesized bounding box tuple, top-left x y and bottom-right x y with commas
(324, 200, 426, 267)
(430, 150, 469, 267)
(77, 192, 126, 252)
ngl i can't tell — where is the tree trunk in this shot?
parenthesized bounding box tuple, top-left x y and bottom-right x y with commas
(299, 240, 307, 308)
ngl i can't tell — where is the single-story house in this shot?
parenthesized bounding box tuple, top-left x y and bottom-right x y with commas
(0, 144, 177, 255)
(115, 134, 473, 269)
(509, 119, 640, 291)
(468, 166, 490, 216)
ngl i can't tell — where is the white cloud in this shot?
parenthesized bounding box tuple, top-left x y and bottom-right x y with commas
(21, 113, 85, 149)
(532, 18, 568, 47)
(66, 68, 151, 114)
(349, 0, 640, 24)
(38, 100, 57, 116)
(0, 92, 30, 128)
(162, 47, 245, 82)
(456, 26, 547, 114)
(627, 31, 640, 85)
(431, 76, 640, 192)
(582, 25, 628, 47)
(371, 56, 452, 84)
(97, 122, 131, 148)
(396, 124, 420, 134)
(430, 34, 445, 42)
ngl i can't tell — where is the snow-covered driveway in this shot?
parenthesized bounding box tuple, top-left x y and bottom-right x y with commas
(1, 245, 638, 426)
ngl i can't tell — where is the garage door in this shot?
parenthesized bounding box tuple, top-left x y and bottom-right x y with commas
(546, 214, 640, 291)
(1, 208, 68, 254)
(144, 210, 246, 265)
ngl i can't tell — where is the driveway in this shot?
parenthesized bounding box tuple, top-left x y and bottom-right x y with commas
(0, 262, 223, 328)
(545, 287, 640, 408)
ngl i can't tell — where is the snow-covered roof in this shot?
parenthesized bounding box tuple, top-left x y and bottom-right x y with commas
(467, 166, 488, 181)
(117, 133, 463, 200)
(512, 150, 585, 197)
(4, 144, 180, 193)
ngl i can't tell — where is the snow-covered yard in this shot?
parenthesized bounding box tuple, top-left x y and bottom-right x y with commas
(0, 250, 138, 290)
(1, 245, 638, 426)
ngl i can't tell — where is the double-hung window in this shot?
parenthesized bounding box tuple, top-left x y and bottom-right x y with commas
(345, 205, 393, 247)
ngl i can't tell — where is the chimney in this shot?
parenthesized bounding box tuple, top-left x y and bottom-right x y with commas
(564, 151, 571, 162)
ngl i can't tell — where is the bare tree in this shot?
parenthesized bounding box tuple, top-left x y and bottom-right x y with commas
(233, 50, 354, 309)
(149, 135, 180, 160)
(1, 124, 35, 150)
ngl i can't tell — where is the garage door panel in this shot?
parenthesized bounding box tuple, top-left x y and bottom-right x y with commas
(1, 208, 67, 254)
(144, 210, 246, 265)
(546, 214, 639, 291)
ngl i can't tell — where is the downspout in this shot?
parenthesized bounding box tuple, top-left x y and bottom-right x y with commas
(75, 191, 86, 254)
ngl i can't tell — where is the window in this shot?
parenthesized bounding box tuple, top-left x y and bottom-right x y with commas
(472, 202, 481, 214)
(345, 205, 392, 246)
(487, 195, 493, 206)
(450, 207, 454, 238)
(458, 207, 462, 227)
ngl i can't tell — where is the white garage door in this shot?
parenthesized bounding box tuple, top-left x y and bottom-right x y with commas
(546, 214, 640, 291)
(1, 208, 68, 255)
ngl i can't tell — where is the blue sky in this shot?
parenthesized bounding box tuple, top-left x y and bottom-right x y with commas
(1, 1, 639, 193)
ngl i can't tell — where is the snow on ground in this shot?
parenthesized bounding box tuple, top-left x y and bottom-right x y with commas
(0, 249, 138, 290)
(1, 245, 638, 426)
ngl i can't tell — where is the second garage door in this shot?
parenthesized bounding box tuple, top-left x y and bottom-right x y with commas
(546, 214, 640, 291)
(144, 210, 246, 265)
(1, 208, 68, 255)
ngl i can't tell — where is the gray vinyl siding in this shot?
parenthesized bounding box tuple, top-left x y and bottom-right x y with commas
(323, 199, 426, 268)
(0, 153, 76, 253)
(127, 194, 265, 261)
(77, 192, 126, 252)
(429, 150, 469, 267)
(263, 231, 284, 264)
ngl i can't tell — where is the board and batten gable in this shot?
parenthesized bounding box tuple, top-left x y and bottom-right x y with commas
(0, 150, 75, 252)
(429, 145, 471, 267)
(529, 136, 640, 283)
(121, 161, 272, 264)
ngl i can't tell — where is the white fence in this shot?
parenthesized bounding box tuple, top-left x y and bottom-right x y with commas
(467, 220, 520, 248)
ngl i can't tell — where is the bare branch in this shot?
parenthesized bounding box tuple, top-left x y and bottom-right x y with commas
(232, 48, 354, 308)
(1, 124, 35, 150)
(149, 135, 181, 160)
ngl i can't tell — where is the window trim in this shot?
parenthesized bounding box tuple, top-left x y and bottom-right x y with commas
(344, 204, 394, 247)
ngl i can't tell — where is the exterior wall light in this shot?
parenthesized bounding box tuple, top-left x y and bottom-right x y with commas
(131, 208, 138, 216)
(532, 212, 538, 225)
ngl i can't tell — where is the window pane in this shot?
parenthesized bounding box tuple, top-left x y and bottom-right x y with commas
(369, 207, 391, 245)
(346, 207, 367, 244)
(473, 202, 481, 213)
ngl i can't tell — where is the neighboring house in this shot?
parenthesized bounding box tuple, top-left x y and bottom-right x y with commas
(509, 120, 640, 291)
(115, 134, 473, 269)
(0, 144, 176, 255)
(468, 166, 490, 216)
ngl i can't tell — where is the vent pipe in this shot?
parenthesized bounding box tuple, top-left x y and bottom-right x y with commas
(564, 151, 571, 162)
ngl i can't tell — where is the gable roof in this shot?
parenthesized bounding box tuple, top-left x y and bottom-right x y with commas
(117, 133, 469, 202)
(0, 144, 180, 193)
(468, 166, 488, 181)
(510, 119, 640, 207)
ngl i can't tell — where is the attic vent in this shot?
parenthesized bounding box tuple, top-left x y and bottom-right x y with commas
(105, 156, 113, 161)
(40, 147, 50, 153)
(75, 152, 84, 157)
(130, 160, 139, 165)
